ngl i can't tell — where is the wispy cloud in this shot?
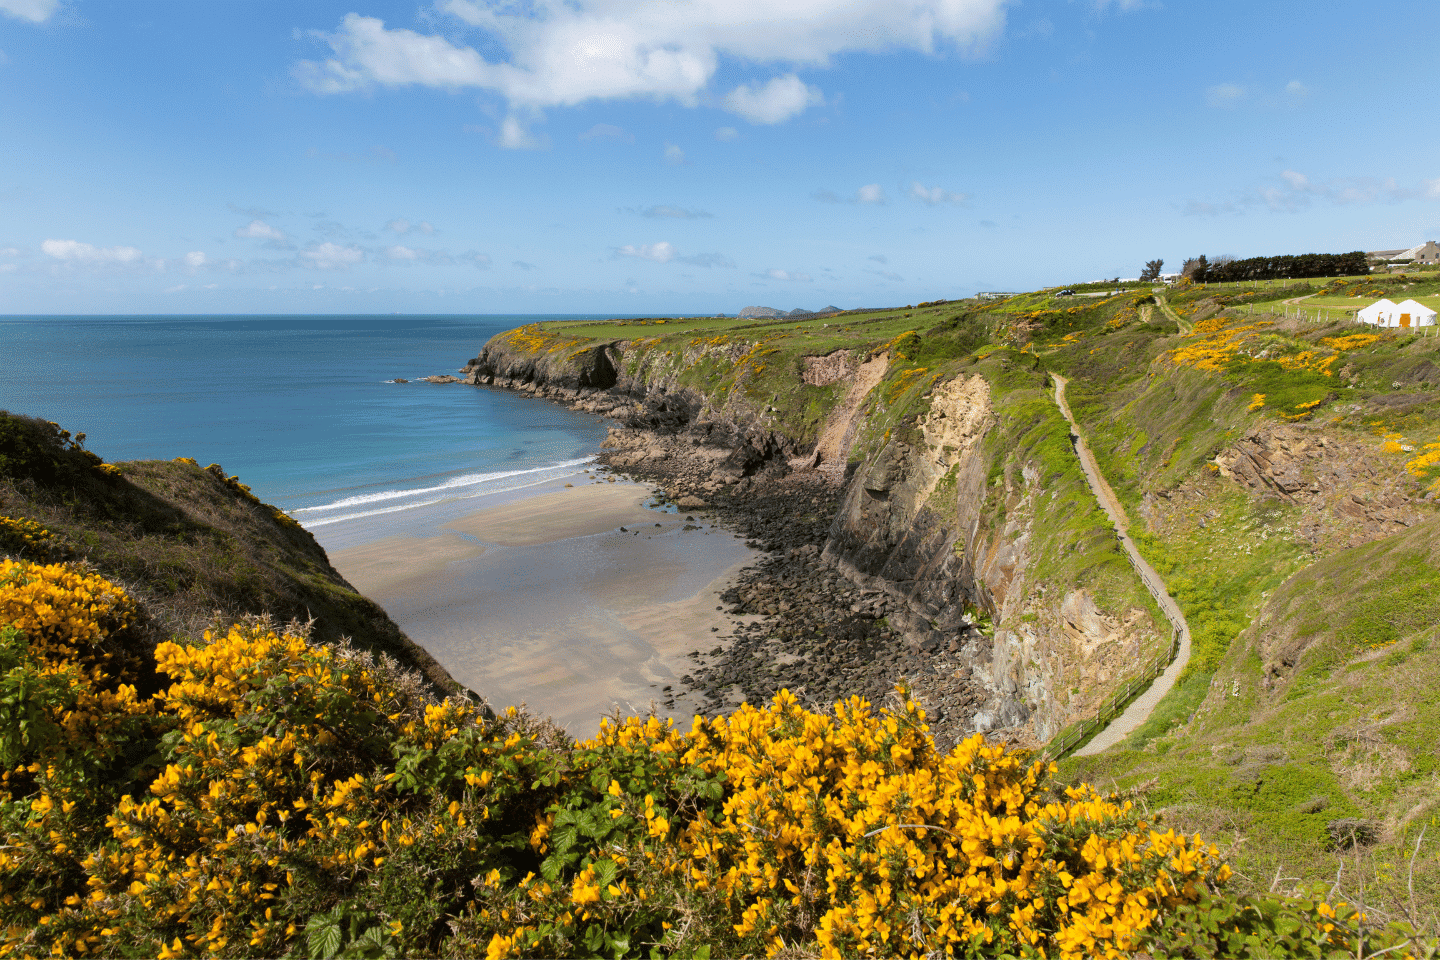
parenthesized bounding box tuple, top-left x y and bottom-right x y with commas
(714, 127, 739, 142)
(676, 252, 735, 268)
(235, 219, 287, 241)
(1205, 82, 1246, 108)
(909, 181, 968, 205)
(614, 241, 732, 267)
(41, 239, 143, 263)
(632, 205, 713, 220)
(663, 143, 687, 165)
(499, 116, 547, 150)
(578, 123, 631, 142)
(1185, 169, 1440, 216)
(856, 184, 886, 204)
(760, 268, 813, 282)
(617, 241, 677, 263)
(300, 242, 364, 269)
(385, 218, 435, 234)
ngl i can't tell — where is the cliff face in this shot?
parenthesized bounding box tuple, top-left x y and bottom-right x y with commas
(461, 326, 1161, 744)
(823, 371, 1158, 741)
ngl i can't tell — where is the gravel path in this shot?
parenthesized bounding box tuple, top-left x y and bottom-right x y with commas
(1050, 375, 1192, 755)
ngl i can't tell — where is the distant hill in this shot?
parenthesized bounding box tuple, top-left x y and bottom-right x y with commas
(739, 305, 843, 318)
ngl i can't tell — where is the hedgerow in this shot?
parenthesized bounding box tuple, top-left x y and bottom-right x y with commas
(0, 560, 1422, 958)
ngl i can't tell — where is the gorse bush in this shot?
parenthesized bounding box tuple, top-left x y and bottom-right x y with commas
(0, 560, 1417, 958)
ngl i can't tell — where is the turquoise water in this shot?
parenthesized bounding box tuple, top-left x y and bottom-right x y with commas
(0, 315, 613, 536)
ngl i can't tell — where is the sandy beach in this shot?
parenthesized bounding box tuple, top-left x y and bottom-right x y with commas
(328, 479, 756, 737)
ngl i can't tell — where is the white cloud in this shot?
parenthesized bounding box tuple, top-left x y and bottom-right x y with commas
(722, 74, 822, 124)
(1280, 169, 1309, 191)
(714, 126, 739, 141)
(41, 239, 143, 263)
(1206, 83, 1246, 107)
(301, 242, 365, 269)
(0, 264, 16, 274)
(0, 0, 59, 24)
(234, 219, 286, 241)
(617, 241, 676, 263)
(0, 246, 21, 257)
(764, 268, 812, 282)
(499, 115, 547, 149)
(184, 251, 206, 268)
(1284, 79, 1308, 100)
(663, 142, 686, 164)
(909, 181, 968, 205)
(856, 183, 886, 204)
(1426, 179, 1440, 201)
(297, 2, 1007, 121)
(387, 245, 419, 259)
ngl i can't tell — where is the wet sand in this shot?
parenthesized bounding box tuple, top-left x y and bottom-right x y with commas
(328, 480, 756, 737)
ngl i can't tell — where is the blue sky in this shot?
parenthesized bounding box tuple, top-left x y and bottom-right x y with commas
(1, 0, 1436, 315)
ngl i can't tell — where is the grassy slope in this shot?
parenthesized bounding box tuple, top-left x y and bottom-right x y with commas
(1018, 282, 1440, 920)
(0, 411, 462, 696)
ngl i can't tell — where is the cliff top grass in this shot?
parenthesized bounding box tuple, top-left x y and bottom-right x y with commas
(1027, 282, 1440, 929)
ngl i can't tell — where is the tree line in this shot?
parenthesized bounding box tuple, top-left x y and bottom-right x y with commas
(1178, 251, 1369, 283)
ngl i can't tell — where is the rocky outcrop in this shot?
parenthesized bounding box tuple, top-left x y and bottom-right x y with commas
(739, 306, 783, 318)
(462, 338, 622, 392)
(1208, 423, 1426, 551)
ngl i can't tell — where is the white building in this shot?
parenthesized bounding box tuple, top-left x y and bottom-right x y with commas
(1358, 298, 1437, 328)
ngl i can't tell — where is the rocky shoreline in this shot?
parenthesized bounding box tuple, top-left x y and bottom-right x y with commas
(454, 372, 990, 748)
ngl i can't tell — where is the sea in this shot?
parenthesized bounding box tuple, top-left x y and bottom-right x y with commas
(0, 314, 619, 548)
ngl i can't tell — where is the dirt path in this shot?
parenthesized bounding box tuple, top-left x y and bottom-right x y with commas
(1050, 375, 1192, 755)
(1154, 295, 1191, 334)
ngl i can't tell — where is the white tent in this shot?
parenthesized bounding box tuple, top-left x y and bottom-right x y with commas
(1395, 298, 1437, 327)
(1357, 299, 1399, 326)
(1360, 298, 1438, 328)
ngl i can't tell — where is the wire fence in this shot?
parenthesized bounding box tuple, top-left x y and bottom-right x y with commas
(1039, 520, 1185, 762)
(1237, 301, 1440, 334)
(1041, 624, 1181, 762)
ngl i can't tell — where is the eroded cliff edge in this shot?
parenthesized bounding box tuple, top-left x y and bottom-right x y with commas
(459, 317, 1165, 745)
